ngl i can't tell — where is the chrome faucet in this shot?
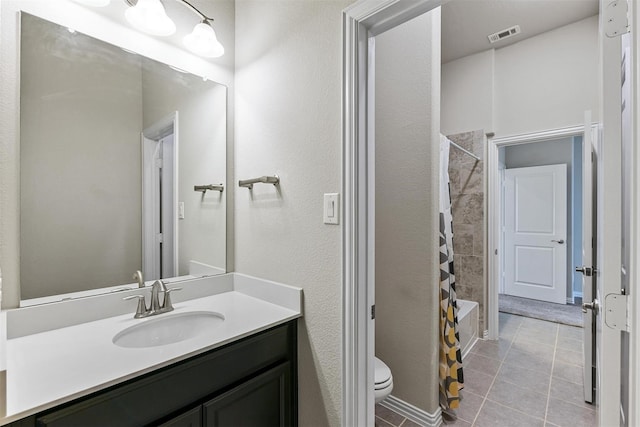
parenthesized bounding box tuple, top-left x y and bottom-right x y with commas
(123, 280, 182, 319)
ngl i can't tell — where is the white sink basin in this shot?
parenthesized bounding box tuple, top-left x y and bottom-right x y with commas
(113, 311, 225, 348)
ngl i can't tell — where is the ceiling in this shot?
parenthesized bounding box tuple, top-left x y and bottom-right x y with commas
(442, 0, 599, 64)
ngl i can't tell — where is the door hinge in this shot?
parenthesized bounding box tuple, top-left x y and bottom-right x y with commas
(156, 233, 164, 244)
(604, 293, 629, 331)
(371, 305, 375, 320)
(604, 0, 630, 38)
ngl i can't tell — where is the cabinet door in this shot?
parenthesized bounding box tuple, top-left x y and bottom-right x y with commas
(158, 406, 202, 427)
(204, 363, 291, 427)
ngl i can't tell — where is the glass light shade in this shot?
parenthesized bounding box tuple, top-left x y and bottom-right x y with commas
(73, 0, 111, 6)
(125, 0, 176, 37)
(183, 22, 224, 58)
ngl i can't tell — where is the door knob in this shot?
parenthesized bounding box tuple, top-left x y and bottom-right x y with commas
(582, 299, 600, 314)
(576, 266, 593, 276)
(551, 239, 565, 244)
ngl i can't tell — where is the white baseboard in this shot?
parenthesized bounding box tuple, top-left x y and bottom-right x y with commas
(482, 329, 489, 339)
(380, 395, 442, 427)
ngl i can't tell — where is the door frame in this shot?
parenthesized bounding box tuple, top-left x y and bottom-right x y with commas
(342, 0, 441, 425)
(487, 125, 597, 340)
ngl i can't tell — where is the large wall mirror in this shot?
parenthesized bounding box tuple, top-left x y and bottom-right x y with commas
(19, 13, 227, 304)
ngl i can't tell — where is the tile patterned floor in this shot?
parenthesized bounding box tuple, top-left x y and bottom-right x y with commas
(375, 313, 596, 427)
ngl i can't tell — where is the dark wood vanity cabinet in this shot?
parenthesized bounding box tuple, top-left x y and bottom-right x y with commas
(10, 321, 297, 427)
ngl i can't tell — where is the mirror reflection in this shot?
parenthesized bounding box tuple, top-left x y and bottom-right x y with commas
(20, 13, 227, 303)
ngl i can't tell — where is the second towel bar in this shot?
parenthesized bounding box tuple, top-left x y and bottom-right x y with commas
(238, 175, 280, 190)
(194, 184, 224, 193)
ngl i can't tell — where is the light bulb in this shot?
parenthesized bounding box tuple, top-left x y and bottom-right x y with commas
(72, 0, 111, 6)
(125, 0, 176, 37)
(183, 22, 224, 58)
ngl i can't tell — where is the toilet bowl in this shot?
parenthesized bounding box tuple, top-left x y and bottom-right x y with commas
(374, 357, 393, 404)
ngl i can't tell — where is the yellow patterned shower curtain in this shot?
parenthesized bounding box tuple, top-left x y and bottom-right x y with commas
(439, 136, 464, 417)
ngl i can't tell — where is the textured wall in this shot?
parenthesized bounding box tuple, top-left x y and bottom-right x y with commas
(234, 1, 349, 425)
(374, 11, 441, 415)
(441, 16, 598, 138)
(448, 130, 486, 332)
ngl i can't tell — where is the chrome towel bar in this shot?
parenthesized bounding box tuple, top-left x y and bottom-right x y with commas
(194, 184, 224, 193)
(239, 175, 280, 190)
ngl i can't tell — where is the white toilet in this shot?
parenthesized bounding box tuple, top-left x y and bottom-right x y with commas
(374, 357, 394, 404)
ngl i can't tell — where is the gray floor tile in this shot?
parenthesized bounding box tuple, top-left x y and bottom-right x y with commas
(558, 324, 583, 341)
(456, 391, 484, 423)
(464, 353, 502, 376)
(399, 419, 421, 427)
(487, 379, 548, 419)
(511, 336, 556, 357)
(549, 376, 595, 409)
(514, 329, 557, 347)
(500, 312, 524, 324)
(375, 404, 405, 425)
(503, 348, 554, 373)
(552, 360, 584, 385)
(440, 418, 471, 426)
(546, 398, 596, 427)
(520, 317, 559, 334)
(463, 367, 496, 397)
(554, 347, 583, 367)
(471, 338, 512, 361)
(474, 399, 544, 427)
(375, 416, 397, 427)
(556, 337, 582, 353)
(497, 363, 551, 393)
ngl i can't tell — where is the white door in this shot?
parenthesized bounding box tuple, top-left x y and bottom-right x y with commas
(504, 164, 567, 304)
(594, 0, 626, 423)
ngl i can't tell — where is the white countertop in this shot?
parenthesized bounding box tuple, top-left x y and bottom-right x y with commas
(0, 274, 302, 425)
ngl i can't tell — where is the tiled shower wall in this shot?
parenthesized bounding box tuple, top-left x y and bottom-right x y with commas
(448, 130, 486, 332)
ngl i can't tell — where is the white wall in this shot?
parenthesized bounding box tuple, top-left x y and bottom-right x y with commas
(234, 1, 349, 425)
(0, 0, 235, 308)
(375, 12, 440, 414)
(442, 15, 599, 138)
(504, 137, 575, 300)
(441, 50, 494, 136)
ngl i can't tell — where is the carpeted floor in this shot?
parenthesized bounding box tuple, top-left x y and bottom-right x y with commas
(498, 294, 583, 327)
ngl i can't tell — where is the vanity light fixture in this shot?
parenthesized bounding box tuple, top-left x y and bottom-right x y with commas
(122, 0, 224, 58)
(125, 0, 176, 36)
(73, 0, 111, 7)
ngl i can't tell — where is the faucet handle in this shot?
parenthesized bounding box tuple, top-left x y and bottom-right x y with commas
(162, 287, 183, 312)
(123, 294, 149, 318)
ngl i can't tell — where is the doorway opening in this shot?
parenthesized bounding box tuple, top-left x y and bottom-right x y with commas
(498, 135, 584, 326)
(142, 112, 178, 281)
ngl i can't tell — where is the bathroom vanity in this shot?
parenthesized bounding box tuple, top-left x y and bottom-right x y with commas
(9, 322, 296, 427)
(1, 274, 302, 427)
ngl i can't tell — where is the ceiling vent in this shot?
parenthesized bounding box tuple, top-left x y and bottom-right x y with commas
(488, 25, 521, 43)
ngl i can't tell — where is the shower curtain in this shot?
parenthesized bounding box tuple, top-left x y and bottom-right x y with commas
(438, 135, 464, 416)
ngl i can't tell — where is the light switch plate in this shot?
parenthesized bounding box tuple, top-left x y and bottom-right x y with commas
(323, 193, 339, 225)
(178, 202, 185, 219)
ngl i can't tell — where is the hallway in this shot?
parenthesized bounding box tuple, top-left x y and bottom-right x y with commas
(375, 313, 596, 426)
